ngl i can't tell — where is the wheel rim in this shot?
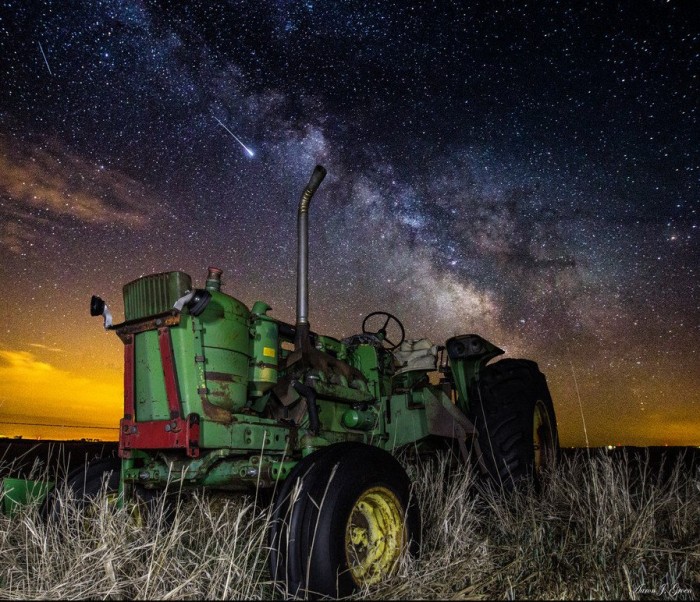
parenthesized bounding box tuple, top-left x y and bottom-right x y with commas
(345, 486, 405, 586)
(90, 484, 145, 528)
(82, 475, 120, 519)
(533, 400, 553, 473)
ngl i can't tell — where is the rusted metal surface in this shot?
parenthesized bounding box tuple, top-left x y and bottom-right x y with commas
(114, 311, 181, 342)
(282, 346, 366, 383)
(200, 393, 235, 423)
(251, 360, 278, 371)
(311, 380, 374, 404)
(274, 344, 369, 413)
(425, 398, 476, 463)
(205, 371, 244, 383)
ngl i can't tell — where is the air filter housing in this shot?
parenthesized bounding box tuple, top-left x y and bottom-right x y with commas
(123, 271, 192, 321)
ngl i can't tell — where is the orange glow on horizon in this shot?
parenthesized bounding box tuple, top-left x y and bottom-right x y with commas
(0, 348, 121, 441)
(0, 342, 698, 447)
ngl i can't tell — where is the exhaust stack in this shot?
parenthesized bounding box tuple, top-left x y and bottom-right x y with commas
(295, 165, 327, 349)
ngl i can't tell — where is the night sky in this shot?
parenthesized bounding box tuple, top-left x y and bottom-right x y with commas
(0, 1, 698, 446)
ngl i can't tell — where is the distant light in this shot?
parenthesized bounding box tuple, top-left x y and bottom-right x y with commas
(606, 445, 615, 450)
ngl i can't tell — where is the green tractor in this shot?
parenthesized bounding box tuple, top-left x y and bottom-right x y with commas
(47, 166, 559, 597)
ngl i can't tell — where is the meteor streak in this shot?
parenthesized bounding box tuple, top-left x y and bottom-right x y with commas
(213, 116, 255, 157)
(38, 41, 52, 75)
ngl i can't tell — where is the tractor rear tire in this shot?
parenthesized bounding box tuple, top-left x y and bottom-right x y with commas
(42, 456, 121, 522)
(470, 359, 559, 491)
(269, 442, 420, 598)
(42, 457, 171, 526)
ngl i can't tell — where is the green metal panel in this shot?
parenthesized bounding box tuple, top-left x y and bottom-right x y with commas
(197, 412, 291, 450)
(342, 408, 378, 430)
(347, 345, 382, 398)
(249, 305, 279, 397)
(317, 398, 349, 432)
(228, 421, 288, 450)
(2, 478, 53, 516)
(315, 335, 345, 358)
(123, 452, 298, 491)
(313, 380, 373, 403)
(197, 291, 251, 411)
(134, 329, 170, 421)
(123, 271, 192, 321)
(199, 418, 236, 448)
(199, 291, 250, 346)
(133, 314, 205, 422)
(446, 335, 504, 413)
(383, 391, 430, 449)
(202, 348, 249, 411)
(131, 290, 253, 420)
(169, 315, 200, 417)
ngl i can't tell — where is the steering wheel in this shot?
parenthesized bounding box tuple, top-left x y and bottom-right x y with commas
(362, 311, 405, 351)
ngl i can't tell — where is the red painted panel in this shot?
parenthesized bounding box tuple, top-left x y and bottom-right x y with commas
(158, 327, 182, 418)
(123, 335, 135, 420)
(119, 414, 200, 458)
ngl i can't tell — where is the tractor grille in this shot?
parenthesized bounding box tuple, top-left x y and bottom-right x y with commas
(123, 271, 192, 321)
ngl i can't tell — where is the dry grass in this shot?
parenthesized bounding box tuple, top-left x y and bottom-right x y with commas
(0, 449, 698, 600)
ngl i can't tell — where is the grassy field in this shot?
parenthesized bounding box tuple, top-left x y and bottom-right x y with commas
(0, 447, 698, 600)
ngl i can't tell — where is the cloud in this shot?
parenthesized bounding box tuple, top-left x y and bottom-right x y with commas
(28, 343, 65, 353)
(0, 349, 121, 428)
(0, 136, 162, 253)
(0, 219, 40, 255)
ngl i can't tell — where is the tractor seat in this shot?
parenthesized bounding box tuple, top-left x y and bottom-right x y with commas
(393, 339, 438, 375)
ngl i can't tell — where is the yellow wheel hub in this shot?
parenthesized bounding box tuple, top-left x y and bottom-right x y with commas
(345, 486, 405, 586)
(89, 491, 145, 529)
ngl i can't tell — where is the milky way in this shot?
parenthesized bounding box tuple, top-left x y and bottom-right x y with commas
(0, 1, 697, 445)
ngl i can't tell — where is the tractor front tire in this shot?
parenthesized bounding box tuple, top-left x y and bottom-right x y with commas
(470, 359, 559, 490)
(269, 442, 420, 598)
